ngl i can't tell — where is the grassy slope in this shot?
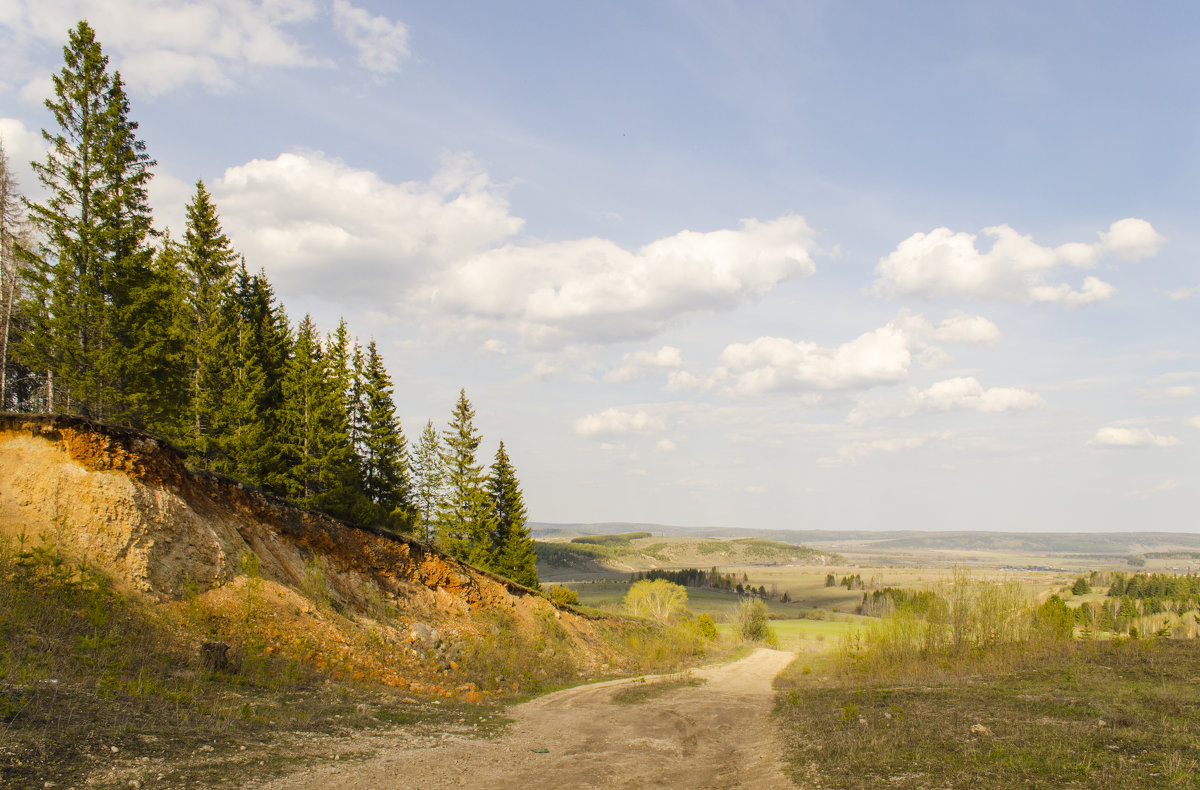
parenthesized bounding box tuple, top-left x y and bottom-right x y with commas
(775, 639, 1200, 789)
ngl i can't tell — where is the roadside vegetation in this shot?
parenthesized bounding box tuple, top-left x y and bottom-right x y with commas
(775, 570, 1200, 789)
(0, 534, 509, 789)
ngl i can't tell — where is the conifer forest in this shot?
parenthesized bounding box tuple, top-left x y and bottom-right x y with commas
(0, 21, 538, 589)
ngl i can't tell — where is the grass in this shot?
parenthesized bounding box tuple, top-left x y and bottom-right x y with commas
(0, 536, 508, 789)
(775, 639, 1200, 789)
(609, 673, 706, 705)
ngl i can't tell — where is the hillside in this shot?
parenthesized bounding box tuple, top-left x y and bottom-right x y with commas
(0, 415, 667, 696)
(536, 532, 839, 581)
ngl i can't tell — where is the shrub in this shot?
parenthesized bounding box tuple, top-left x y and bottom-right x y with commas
(735, 598, 777, 646)
(547, 584, 579, 606)
(696, 612, 719, 641)
(624, 579, 689, 623)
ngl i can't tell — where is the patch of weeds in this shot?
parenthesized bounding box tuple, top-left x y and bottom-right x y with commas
(610, 673, 706, 705)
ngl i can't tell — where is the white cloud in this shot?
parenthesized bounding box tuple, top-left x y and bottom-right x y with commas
(215, 149, 522, 301)
(1167, 284, 1200, 301)
(1141, 385, 1197, 401)
(331, 0, 410, 74)
(573, 407, 665, 437)
(214, 150, 818, 346)
(848, 377, 1044, 424)
(665, 370, 700, 392)
(818, 431, 950, 467)
(710, 311, 998, 397)
(735, 486, 768, 495)
(1090, 426, 1182, 449)
(873, 218, 1164, 305)
(1187, 416, 1200, 429)
(1128, 479, 1178, 499)
(605, 346, 684, 383)
(479, 338, 507, 355)
(2, 0, 328, 98)
(0, 117, 47, 195)
(655, 439, 677, 452)
(435, 214, 818, 346)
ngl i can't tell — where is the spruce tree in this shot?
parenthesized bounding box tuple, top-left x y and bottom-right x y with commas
(280, 315, 324, 501)
(212, 264, 290, 490)
(487, 441, 538, 588)
(180, 181, 237, 460)
(436, 389, 496, 566)
(411, 419, 444, 543)
(22, 20, 165, 423)
(359, 339, 412, 530)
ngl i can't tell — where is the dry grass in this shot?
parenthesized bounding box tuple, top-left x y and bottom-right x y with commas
(0, 535, 505, 789)
(775, 639, 1200, 789)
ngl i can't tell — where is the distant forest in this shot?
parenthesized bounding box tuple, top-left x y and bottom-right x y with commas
(0, 21, 537, 589)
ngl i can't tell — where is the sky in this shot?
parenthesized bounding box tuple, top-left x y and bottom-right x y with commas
(1, 1, 1197, 533)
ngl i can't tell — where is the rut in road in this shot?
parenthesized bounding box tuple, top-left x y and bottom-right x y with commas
(262, 648, 798, 790)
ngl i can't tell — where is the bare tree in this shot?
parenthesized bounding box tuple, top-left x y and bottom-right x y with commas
(0, 139, 32, 411)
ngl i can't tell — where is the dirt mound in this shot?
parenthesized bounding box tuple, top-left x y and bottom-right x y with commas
(0, 414, 639, 696)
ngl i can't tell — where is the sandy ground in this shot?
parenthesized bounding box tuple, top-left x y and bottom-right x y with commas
(260, 648, 797, 790)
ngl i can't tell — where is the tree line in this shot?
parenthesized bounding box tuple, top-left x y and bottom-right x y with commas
(0, 20, 537, 589)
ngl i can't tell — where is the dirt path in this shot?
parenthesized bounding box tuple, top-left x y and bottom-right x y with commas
(261, 648, 797, 789)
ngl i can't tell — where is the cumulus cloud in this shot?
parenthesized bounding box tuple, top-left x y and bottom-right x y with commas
(1167, 284, 1200, 301)
(0, 0, 410, 98)
(873, 218, 1164, 305)
(605, 346, 685, 383)
(1186, 416, 1200, 429)
(818, 431, 950, 467)
(1090, 426, 1182, 449)
(709, 311, 999, 397)
(215, 149, 522, 300)
(1, 0, 329, 97)
(435, 214, 818, 346)
(573, 407, 666, 437)
(655, 439, 677, 452)
(0, 117, 47, 194)
(213, 150, 817, 346)
(331, 0, 409, 73)
(848, 377, 1044, 424)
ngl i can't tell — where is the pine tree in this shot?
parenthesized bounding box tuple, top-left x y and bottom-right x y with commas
(180, 181, 237, 460)
(436, 389, 496, 565)
(487, 441, 538, 588)
(411, 419, 444, 543)
(359, 339, 412, 530)
(21, 20, 165, 423)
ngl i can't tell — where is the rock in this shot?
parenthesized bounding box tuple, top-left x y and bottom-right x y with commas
(410, 622, 440, 647)
(970, 723, 993, 737)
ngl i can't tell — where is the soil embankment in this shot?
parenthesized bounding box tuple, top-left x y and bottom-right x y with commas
(0, 414, 642, 695)
(261, 648, 796, 790)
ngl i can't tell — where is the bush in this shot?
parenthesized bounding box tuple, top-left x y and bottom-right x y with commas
(547, 584, 579, 606)
(696, 612, 719, 641)
(735, 598, 777, 647)
(624, 579, 689, 623)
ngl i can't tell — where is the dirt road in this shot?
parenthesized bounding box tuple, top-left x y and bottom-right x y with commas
(262, 648, 797, 789)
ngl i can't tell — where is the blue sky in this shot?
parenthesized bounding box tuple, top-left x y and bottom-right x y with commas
(2, 1, 1197, 532)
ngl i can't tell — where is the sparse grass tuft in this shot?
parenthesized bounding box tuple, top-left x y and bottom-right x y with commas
(610, 672, 705, 705)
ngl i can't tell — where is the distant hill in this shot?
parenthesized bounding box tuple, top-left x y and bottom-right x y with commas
(531, 522, 1200, 558)
(535, 533, 840, 581)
